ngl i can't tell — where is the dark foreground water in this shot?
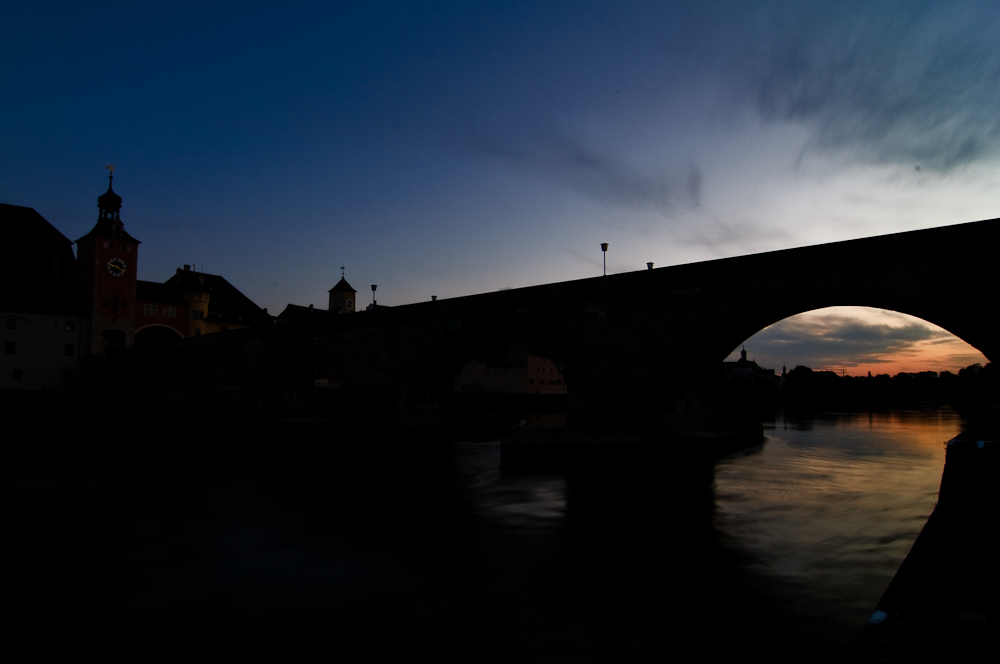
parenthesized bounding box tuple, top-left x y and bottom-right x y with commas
(4, 407, 967, 662)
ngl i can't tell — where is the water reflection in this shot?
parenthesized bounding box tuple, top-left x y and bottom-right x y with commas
(455, 407, 967, 658)
(714, 407, 966, 641)
(11, 408, 966, 661)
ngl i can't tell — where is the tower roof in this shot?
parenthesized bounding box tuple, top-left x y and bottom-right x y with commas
(76, 173, 139, 243)
(97, 175, 122, 214)
(328, 278, 356, 293)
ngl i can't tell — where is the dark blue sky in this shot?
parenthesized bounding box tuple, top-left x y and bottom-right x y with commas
(3, 1, 997, 372)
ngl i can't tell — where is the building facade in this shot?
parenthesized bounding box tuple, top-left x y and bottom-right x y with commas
(75, 171, 140, 354)
(1, 204, 83, 389)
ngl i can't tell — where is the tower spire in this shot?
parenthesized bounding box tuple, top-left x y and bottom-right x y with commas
(97, 164, 123, 221)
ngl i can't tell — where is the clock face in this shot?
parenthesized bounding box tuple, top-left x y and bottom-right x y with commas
(107, 257, 126, 277)
(346, 299, 354, 311)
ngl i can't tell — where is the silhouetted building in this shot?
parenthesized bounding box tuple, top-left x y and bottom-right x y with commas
(328, 277, 356, 314)
(1, 203, 83, 389)
(134, 279, 188, 344)
(276, 302, 327, 321)
(721, 347, 776, 385)
(133, 266, 267, 344)
(2, 173, 268, 387)
(278, 274, 370, 321)
(455, 344, 567, 394)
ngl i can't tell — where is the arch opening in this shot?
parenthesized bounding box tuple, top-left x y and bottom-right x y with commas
(135, 324, 184, 347)
(402, 325, 570, 431)
(719, 306, 991, 405)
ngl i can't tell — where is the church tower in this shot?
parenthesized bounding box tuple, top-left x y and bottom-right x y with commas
(328, 267, 356, 314)
(76, 166, 141, 354)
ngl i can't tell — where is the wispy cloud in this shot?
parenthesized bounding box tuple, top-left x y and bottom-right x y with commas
(745, 1, 1000, 171)
(481, 127, 703, 214)
(672, 212, 792, 254)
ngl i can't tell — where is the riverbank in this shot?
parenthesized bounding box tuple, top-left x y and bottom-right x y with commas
(856, 429, 999, 661)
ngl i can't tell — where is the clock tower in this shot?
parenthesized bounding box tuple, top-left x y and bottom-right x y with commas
(76, 167, 141, 354)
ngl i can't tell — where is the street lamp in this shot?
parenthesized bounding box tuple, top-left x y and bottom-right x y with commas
(601, 243, 609, 276)
(647, 262, 654, 270)
(371, 284, 377, 307)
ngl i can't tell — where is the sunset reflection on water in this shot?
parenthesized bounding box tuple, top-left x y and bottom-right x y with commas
(713, 407, 966, 638)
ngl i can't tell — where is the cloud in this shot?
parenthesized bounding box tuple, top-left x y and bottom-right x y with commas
(672, 213, 792, 253)
(742, 1, 1000, 172)
(478, 126, 703, 215)
(739, 310, 947, 369)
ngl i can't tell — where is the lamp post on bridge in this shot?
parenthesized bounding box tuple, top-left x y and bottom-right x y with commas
(601, 243, 609, 276)
(371, 284, 377, 307)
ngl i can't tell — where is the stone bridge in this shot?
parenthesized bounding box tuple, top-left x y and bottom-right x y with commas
(83, 218, 1000, 431)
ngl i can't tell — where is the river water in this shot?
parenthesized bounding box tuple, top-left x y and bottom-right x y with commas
(713, 407, 967, 650)
(452, 405, 968, 660)
(9, 406, 969, 661)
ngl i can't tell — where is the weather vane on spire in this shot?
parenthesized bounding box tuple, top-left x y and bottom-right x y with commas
(106, 164, 115, 183)
(341, 265, 345, 279)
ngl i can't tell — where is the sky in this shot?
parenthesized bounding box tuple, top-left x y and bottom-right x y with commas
(2, 1, 997, 374)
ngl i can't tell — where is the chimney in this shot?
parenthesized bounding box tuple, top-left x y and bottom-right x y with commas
(431, 295, 437, 301)
(183, 264, 191, 271)
(308, 304, 314, 314)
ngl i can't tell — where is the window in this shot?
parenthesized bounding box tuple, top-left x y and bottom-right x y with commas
(192, 310, 204, 320)
(144, 304, 157, 316)
(65, 321, 75, 332)
(163, 307, 176, 318)
(65, 343, 74, 357)
(4, 341, 13, 355)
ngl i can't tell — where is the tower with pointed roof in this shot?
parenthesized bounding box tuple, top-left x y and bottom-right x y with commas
(76, 167, 141, 354)
(328, 267, 356, 314)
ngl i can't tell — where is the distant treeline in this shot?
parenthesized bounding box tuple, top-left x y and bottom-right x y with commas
(721, 362, 999, 406)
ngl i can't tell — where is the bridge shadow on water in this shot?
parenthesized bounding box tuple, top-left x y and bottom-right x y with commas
(5, 410, 894, 663)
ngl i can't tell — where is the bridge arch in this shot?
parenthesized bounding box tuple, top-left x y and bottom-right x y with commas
(712, 305, 991, 418)
(399, 323, 572, 418)
(705, 286, 995, 368)
(135, 324, 184, 347)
